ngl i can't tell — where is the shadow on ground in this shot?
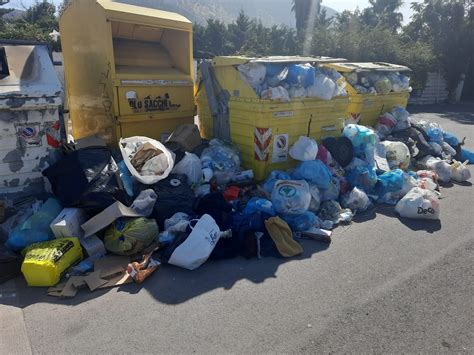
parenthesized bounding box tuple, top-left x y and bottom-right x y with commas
(408, 102, 474, 125)
(4, 239, 330, 308)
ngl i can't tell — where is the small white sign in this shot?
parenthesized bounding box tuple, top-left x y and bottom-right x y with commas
(272, 134, 289, 163)
(273, 111, 294, 118)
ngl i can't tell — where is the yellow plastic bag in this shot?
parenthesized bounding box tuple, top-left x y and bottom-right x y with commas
(21, 238, 83, 287)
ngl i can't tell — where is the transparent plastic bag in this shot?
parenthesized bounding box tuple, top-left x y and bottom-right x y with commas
(451, 160, 471, 182)
(238, 63, 266, 88)
(381, 141, 411, 170)
(308, 184, 321, 212)
(341, 187, 371, 212)
(342, 124, 376, 166)
(200, 139, 241, 184)
(306, 73, 336, 100)
(271, 180, 311, 215)
(172, 152, 203, 185)
(261, 86, 290, 102)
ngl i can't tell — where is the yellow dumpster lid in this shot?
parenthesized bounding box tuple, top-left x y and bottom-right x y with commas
(212, 56, 347, 67)
(323, 62, 411, 73)
(97, 0, 192, 31)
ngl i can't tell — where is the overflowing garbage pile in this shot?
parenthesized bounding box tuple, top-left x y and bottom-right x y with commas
(238, 62, 348, 101)
(1, 112, 473, 297)
(343, 71, 411, 95)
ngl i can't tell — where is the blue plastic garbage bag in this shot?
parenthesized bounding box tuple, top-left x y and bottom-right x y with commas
(263, 170, 292, 193)
(345, 162, 378, 192)
(320, 177, 341, 201)
(281, 211, 318, 232)
(375, 169, 405, 195)
(286, 64, 315, 88)
(243, 198, 276, 216)
(461, 148, 474, 164)
(443, 132, 459, 148)
(6, 198, 62, 252)
(292, 160, 333, 188)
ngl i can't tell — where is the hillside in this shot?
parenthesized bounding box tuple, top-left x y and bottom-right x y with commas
(117, 0, 338, 27)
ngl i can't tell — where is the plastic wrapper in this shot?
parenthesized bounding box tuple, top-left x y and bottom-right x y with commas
(341, 187, 371, 212)
(381, 141, 411, 170)
(281, 212, 318, 232)
(104, 217, 158, 256)
(292, 160, 333, 188)
(395, 187, 440, 220)
(200, 139, 241, 184)
(172, 152, 203, 185)
(164, 212, 191, 233)
(6, 198, 62, 252)
(342, 124, 376, 166)
(271, 180, 311, 215)
(263, 170, 292, 193)
(289, 136, 318, 161)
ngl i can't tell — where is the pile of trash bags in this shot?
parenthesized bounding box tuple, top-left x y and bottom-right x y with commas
(238, 62, 348, 102)
(1, 108, 473, 297)
(343, 71, 411, 94)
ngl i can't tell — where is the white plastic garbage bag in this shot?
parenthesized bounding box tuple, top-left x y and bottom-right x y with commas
(451, 160, 471, 182)
(130, 189, 157, 217)
(306, 74, 336, 100)
(395, 187, 440, 220)
(418, 156, 452, 183)
(261, 86, 290, 102)
(172, 152, 203, 185)
(289, 86, 306, 99)
(120, 136, 175, 185)
(168, 214, 221, 270)
(238, 63, 266, 88)
(341, 187, 371, 212)
(289, 136, 318, 161)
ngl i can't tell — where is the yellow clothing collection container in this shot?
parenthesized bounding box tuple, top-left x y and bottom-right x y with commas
(196, 56, 349, 181)
(60, 0, 195, 145)
(322, 62, 411, 127)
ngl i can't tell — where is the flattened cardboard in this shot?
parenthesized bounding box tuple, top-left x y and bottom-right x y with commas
(81, 202, 143, 237)
(84, 271, 108, 291)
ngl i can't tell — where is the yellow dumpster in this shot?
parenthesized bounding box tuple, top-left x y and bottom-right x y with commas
(196, 56, 349, 181)
(321, 62, 411, 127)
(60, 0, 194, 145)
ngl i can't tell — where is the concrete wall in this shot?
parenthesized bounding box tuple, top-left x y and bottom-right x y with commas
(409, 72, 449, 105)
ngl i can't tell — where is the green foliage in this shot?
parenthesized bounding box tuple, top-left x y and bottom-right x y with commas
(0, 0, 59, 49)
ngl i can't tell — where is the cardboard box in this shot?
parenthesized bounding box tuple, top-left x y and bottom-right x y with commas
(81, 201, 143, 237)
(50, 208, 88, 238)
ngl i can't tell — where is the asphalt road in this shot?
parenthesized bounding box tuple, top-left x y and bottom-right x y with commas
(1, 103, 473, 354)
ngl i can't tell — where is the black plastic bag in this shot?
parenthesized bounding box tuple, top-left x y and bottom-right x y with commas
(149, 174, 195, 229)
(42, 147, 129, 213)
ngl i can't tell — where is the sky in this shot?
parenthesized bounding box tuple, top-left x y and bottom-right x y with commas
(6, 0, 420, 24)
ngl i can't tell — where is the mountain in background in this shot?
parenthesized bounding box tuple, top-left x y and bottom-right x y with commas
(117, 0, 338, 27)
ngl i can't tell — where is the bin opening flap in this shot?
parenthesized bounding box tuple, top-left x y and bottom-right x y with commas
(212, 56, 347, 67)
(0, 47, 10, 79)
(324, 62, 411, 73)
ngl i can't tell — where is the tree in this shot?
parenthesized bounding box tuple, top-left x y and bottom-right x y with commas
(405, 0, 473, 95)
(360, 0, 403, 33)
(228, 10, 251, 54)
(291, 0, 322, 38)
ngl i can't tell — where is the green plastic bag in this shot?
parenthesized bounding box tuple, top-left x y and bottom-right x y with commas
(104, 218, 158, 255)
